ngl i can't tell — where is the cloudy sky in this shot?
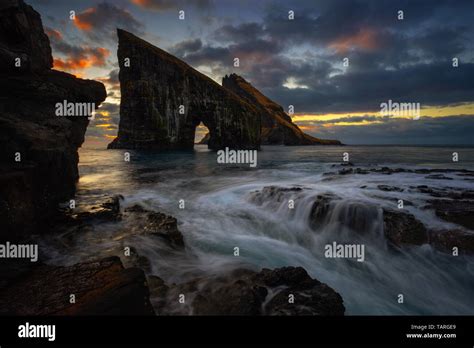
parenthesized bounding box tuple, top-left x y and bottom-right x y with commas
(31, 0, 474, 145)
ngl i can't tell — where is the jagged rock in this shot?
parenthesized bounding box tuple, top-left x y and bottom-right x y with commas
(221, 73, 341, 145)
(429, 230, 474, 254)
(73, 195, 123, 222)
(124, 204, 149, 213)
(151, 267, 344, 315)
(0, 0, 106, 240)
(377, 185, 404, 192)
(108, 29, 261, 151)
(338, 168, 354, 175)
(124, 204, 184, 249)
(122, 246, 152, 272)
(426, 200, 474, 230)
(309, 194, 338, 230)
(0, 0, 52, 72)
(413, 185, 474, 199)
(249, 186, 304, 206)
(144, 211, 184, 248)
(383, 209, 428, 246)
(0, 256, 155, 315)
(425, 174, 452, 180)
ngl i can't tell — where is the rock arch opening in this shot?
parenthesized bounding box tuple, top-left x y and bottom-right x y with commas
(194, 121, 210, 146)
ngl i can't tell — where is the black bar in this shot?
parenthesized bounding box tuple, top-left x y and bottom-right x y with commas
(0, 316, 473, 346)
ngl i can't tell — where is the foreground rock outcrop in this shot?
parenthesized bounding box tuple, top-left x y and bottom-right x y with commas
(124, 204, 185, 249)
(222, 74, 341, 145)
(0, 256, 155, 315)
(382, 209, 428, 246)
(150, 266, 345, 315)
(108, 29, 261, 151)
(0, 0, 106, 240)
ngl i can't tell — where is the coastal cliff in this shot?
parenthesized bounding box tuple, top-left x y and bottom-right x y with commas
(0, 0, 106, 240)
(108, 29, 261, 151)
(222, 73, 341, 145)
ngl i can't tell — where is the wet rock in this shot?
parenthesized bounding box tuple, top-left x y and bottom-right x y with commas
(108, 29, 261, 151)
(413, 186, 474, 200)
(383, 209, 428, 246)
(309, 194, 338, 230)
(145, 212, 184, 248)
(73, 195, 123, 222)
(309, 196, 380, 234)
(429, 230, 474, 254)
(426, 200, 474, 230)
(371, 167, 395, 175)
(0, 256, 155, 315)
(457, 172, 474, 177)
(354, 168, 369, 174)
(335, 166, 368, 175)
(249, 186, 304, 206)
(425, 174, 452, 180)
(124, 204, 151, 213)
(122, 246, 152, 273)
(124, 204, 184, 249)
(152, 267, 344, 316)
(413, 185, 446, 197)
(330, 167, 474, 178)
(377, 185, 404, 192)
(338, 168, 353, 175)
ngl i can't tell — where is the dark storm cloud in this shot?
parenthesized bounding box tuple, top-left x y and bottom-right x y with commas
(214, 23, 264, 42)
(265, 62, 474, 113)
(410, 27, 468, 60)
(171, 39, 203, 58)
(170, 0, 474, 113)
(74, 2, 143, 43)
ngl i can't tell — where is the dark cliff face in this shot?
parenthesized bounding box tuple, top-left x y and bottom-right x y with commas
(222, 73, 342, 145)
(0, 0, 52, 73)
(108, 29, 261, 151)
(0, 0, 106, 240)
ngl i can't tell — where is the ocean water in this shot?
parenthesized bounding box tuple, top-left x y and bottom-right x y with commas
(38, 145, 474, 315)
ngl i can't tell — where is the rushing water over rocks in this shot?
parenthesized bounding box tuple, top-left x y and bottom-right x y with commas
(37, 145, 474, 315)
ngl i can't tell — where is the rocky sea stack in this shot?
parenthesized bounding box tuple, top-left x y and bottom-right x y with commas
(222, 73, 341, 145)
(108, 29, 261, 151)
(109, 29, 341, 151)
(0, 0, 106, 240)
